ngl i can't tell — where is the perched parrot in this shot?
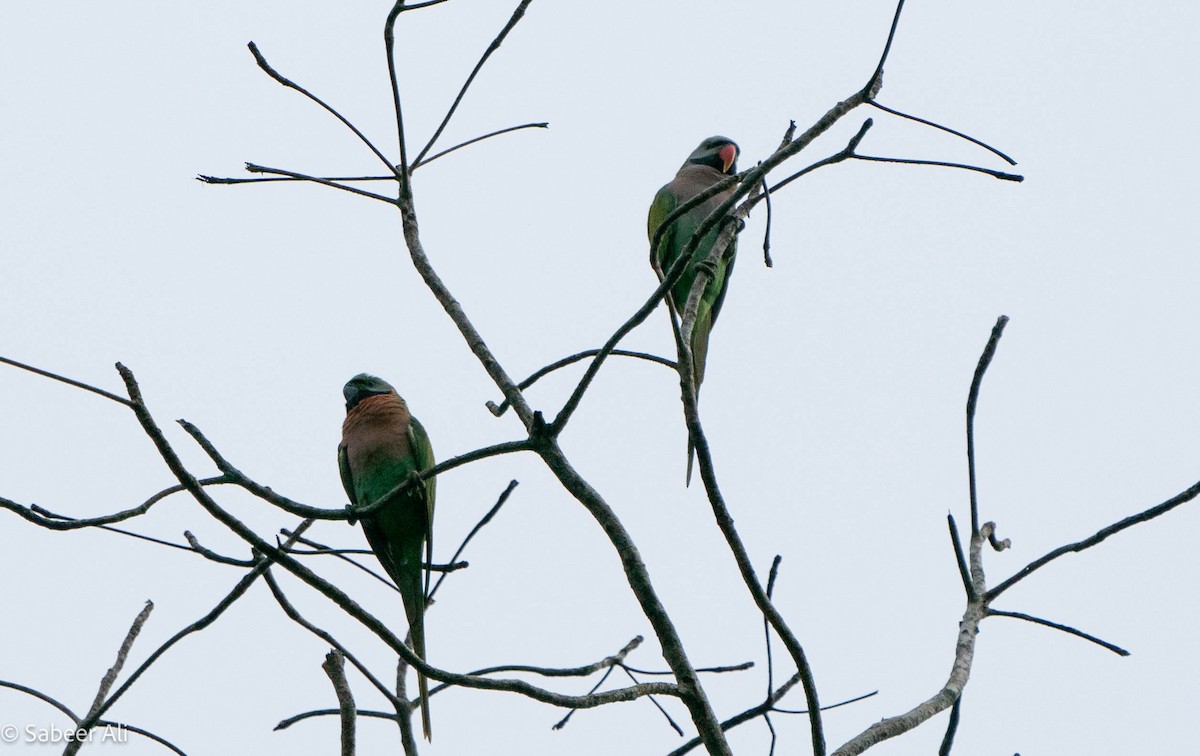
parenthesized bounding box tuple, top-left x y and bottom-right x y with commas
(338, 373, 436, 740)
(647, 135, 740, 484)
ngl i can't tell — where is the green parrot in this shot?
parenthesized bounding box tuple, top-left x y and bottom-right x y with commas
(647, 135, 740, 484)
(338, 373, 436, 740)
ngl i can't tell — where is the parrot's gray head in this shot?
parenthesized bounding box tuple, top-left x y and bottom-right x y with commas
(685, 136, 739, 175)
(344, 373, 397, 411)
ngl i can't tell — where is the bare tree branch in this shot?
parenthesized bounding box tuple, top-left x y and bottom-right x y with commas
(937, 696, 962, 756)
(412, 0, 536, 166)
(0, 681, 187, 756)
(850, 154, 1023, 182)
(487, 349, 675, 418)
(184, 531, 258, 567)
(552, 666, 615, 731)
(429, 479, 518, 600)
(0, 354, 132, 406)
(196, 172, 395, 186)
(868, 101, 1017, 165)
(987, 609, 1130, 656)
(1, 476, 231, 531)
(246, 42, 398, 177)
(829, 528, 987, 755)
(947, 514, 974, 600)
(236, 163, 397, 203)
(264, 568, 405, 710)
(986, 477, 1200, 602)
(666, 682, 879, 756)
(534, 442, 731, 755)
(384, 2, 412, 184)
(966, 316, 1009, 536)
(321, 650, 357, 756)
(413, 122, 548, 170)
(66, 600, 154, 756)
(622, 662, 753, 676)
(84, 519, 315, 726)
(621, 665, 683, 736)
(394, 657, 419, 756)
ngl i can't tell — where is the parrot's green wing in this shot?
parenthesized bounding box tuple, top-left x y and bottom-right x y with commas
(647, 185, 679, 277)
(707, 231, 737, 330)
(337, 442, 358, 508)
(408, 416, 436, 601)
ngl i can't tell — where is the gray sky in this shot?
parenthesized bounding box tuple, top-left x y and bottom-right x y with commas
(3, 1, 1198, 753)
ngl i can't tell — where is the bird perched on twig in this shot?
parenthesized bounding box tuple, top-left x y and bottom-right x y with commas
(648, 136, 741, 484)
(338, 373, 436, 740)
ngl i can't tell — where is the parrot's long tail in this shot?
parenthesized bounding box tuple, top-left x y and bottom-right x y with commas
(400, 565, 433, 741)
(411, 612, 432, 741)
(417, 668, 432, 741)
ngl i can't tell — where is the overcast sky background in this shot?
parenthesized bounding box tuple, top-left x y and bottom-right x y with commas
(3, 2, 1198, 754)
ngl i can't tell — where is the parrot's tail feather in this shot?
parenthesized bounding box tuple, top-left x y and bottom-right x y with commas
(418, 671, 432, 740)
(685, 437, 695, 486)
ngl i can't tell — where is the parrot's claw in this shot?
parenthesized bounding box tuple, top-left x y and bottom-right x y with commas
(345, 504, 359, 526)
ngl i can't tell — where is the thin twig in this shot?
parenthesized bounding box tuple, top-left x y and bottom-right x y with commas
(764, 556, 783, 697)
(247, 42, 398, 176)
(867, 0, 907, 90)
(87, 518, 315, 725)
(275, 709, 398, 731)
(0, 355, 132, 406)
(385, 2, 411, 185)
(851, 154, 1023, 182)
(413, 122, 548, 170)
(768, 120, 874, 195)
(938, 697, 962, 756)
(441, 636, 644, 688)
(966, 316, 1009, 536)
(184, 531, 258, 567)
(402, 0, 453, 10)
(552, 666, 614, 731)
(947, 514, 974, 600)
(488, 348, 675, 417)
(278, 531, 402, 591)
(987, 476, 1200, 602)
(429, 479, 519, 599)
(264, 569, 404, 709)
(988, 609, 1130, 656)
(1, 476, 230, 532)
(760, 171, 774, 267)
(622, 665, 683, 736)
(869, 101, 1017, 165)
(413, 0, 536, 166)
(622, 662, 753, 676)
(197, 172, 395, 186)
(242, 163, 397, 203)
(665, 683, 878, 756)
(771, 689, 879, 715)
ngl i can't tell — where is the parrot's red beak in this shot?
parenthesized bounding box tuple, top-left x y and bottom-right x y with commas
(719, 143, 737, 174)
